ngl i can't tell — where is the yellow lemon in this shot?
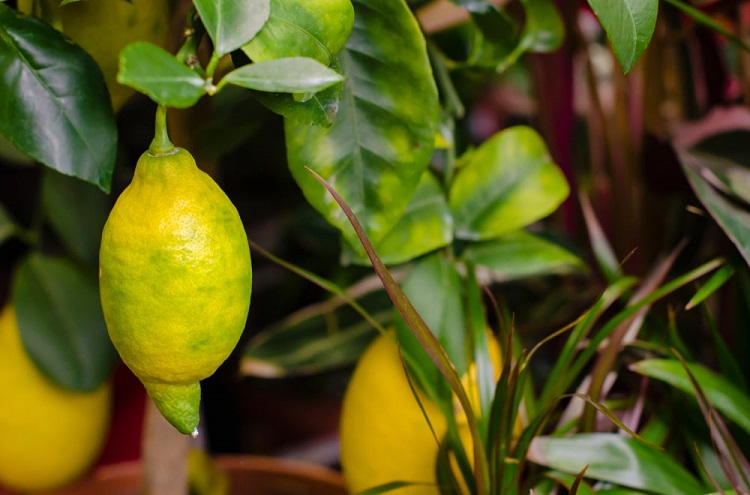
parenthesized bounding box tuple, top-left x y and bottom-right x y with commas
(340, 333, 446, 495)
(99, 131, 252, 436)
(18, 0, 171, 111)
(0, 305, 112, 492)
(340, 332, 511, 495)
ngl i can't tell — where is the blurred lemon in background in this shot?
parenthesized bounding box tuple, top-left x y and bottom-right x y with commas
(0, 305, 112, 492)
(18, 0, 171, 111)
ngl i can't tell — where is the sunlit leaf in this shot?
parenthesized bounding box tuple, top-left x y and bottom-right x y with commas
(194, 0, 270, 55)
(529, 433, 705, 494)
(286, 0, 439, 248)
(342, 171, 453, 266)
(587, 0, 658, 73)
(631, 359, 750, 436)
(242, 0, 354, 65)
(118, 42, 205, 108)
(449, 126, 569, 241)
(0, 4, 116, 190)
(462, 229, 586, 281)
(221, 57, 343, 94)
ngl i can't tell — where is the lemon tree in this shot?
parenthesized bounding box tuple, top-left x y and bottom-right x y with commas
(0, 305, 111, 492)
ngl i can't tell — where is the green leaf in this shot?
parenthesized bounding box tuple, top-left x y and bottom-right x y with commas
(685, 262, 735, 310)
(462, 230, 586, 281)
(42, 168, 112, 266)
(678, 149, 750, 269)
(342, 171, 453, 265)
(117, 41, 206, 108)
(586, 0, 658, 73)
(11, 253, 118, 391)
(519, 0, 564, 53)
(242, 0, 354, 65)
(631, 359, 750, 437)
(449, 0, 497, 14)
(0, 4, 116, 191)
(251, 76, 342, 127)
(449, 126, 569, 241)
(194, 0, 270, 56)
(285, 0, 439, 248)
(393, 253, 467, 393)
(220, 57, 343, 94)
(529, 433, 705, 494)
(240, 304, 382, 378)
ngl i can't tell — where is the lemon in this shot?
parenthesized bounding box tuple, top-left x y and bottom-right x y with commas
(0, 304, 112, 492)
(18, 0, 170, 111)
(99, 125, 252, 436)
(340, 333, 508, 495)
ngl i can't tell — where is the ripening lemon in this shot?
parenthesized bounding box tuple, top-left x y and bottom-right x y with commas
(340, 333, 508, 495)
(99, 122, 252, 436)
(18, 0, 170, 111)
(0, 305, 112, 492)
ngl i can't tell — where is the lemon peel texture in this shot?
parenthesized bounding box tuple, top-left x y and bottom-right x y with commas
(100, 138, 252, 435)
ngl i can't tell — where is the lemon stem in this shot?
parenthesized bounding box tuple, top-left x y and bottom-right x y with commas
(149, 105, 175, 155)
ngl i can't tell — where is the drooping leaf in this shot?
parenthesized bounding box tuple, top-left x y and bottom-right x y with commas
(285, 0, 439, 248)
(342, 171, 453, 266)
(11, 253, 118, 391)
(309, 168, 491, 494)
(462, 229, 586, 281)
(529, 433, 705, 494)
(220, 57, 343, 94)
(393, 253, 467, 395)
(193, 0, 270, 56)
(42, 168, 112, 266)
(117, 41, 206, 108)
(587, 0, 658, 73)
(631, 359, 750, 437)
(0, 4, 116, 191)
(449, 126, 569, 241)
(242, 0, 354, 65)
(678, 149, 750, 269)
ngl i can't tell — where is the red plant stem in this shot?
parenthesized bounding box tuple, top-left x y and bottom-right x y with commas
(529, 0, 578, 238)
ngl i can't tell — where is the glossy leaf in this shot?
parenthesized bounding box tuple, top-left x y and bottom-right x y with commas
(118, 42, 206, 108)
(529, 433, 705, 494)
(631, 359, 750, 436)
(342, 171, 453, 266)
(449, 126, 569, 241)
(42, 168, 112, 266)
(587, 0, 658, 73)
(220, 57, 343, 94)
(11, 253, 118, 391)
(285, 0, 439, 248)
(251, 77, 342, 127)
(194, 0, 270, 55)
(678, 149, 750, 269)
(0, 5, 116, 191)
(449, 0, 497, 14)
(519, 0, 564, 53)
(462, 230, 586, 281)
(242, 0, 354, 65)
